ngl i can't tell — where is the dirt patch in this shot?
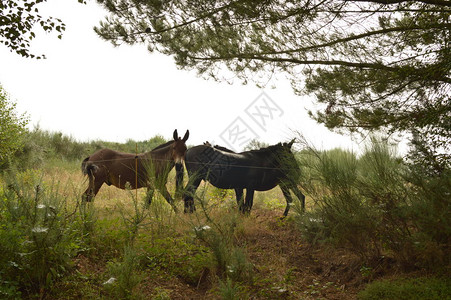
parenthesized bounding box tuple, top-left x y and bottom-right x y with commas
(237, 209, 363, 299)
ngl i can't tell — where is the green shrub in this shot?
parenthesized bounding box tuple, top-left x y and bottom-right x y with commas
(140, 237, 212, 286)
(0, 171, 82, 297)
(358, 277, 451, 300)
(192, 207, 253, 283)
(295, 136, 451, 267)
(104, 246, 144, 300)
(0, 86, 29, 169)
(218, 278, 244, 300)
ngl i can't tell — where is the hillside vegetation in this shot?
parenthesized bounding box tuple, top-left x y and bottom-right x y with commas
(0, 129, 449, 299)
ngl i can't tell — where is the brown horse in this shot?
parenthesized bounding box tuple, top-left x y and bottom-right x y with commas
(81, 129, 189, 210)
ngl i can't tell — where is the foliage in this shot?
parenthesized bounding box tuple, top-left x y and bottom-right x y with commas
(358, 277, 451, 300)
(10, 127, 168, 169)
(295, 136, 451, 267)
(104, 246, 144, 300)
(0, 0, 86, 59)
(139, 236, 212, 287)
(95, 0, 451, 162)
(192, 202, 253, 284)
(0, 152, 448, 298)
(218, 278, 244, 300)
(244, 139, 269, 151)
(407, 129, 450, 176)
(0, 86, 28, 168)
(0, 170, 82, 298)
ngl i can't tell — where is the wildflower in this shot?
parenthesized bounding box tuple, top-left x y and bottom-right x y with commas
(103, 277, 117, 285)
(31, 226, 48, 233)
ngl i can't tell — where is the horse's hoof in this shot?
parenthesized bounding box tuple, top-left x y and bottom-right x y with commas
(183, 206, 195, 213)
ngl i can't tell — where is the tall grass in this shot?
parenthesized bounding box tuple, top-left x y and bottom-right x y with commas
(295, 136, 451, 268)
(1, 128, 449, 298)
(358, 276, 451, 300)
(0, 170, 83, 298)
(9, 127, 168, 170)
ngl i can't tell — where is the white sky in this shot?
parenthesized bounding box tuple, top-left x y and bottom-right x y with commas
(0, 0, 362, 152)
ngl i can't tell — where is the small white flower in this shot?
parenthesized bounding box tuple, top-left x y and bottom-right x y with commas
(309, 218, 321, 223)
(103, 277, 117, 285)
(31, 226, 48, 233)
(8, 261, 19, 267)
(194, 225, 211, 232)
(37, 204, 46, 209)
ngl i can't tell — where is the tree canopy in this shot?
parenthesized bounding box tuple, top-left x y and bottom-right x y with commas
(96, 1, 450, 162)
(0, 0, 85, 58)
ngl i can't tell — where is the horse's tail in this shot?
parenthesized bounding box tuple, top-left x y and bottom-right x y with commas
(81, 157, 98, 176)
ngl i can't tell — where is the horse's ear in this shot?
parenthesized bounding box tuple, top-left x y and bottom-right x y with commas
(182, 130, 189, 142)
(173, 129, 179, 140)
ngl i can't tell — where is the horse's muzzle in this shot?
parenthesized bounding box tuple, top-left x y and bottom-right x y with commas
(175, 162, 183, 170)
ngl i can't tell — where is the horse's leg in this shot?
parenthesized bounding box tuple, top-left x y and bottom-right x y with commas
(83, 174, 103, 202)
(158, 185, 177, 212)
(280, 184, 294, 217)
(82, 172, 94, 202)
(235, 188, 244, 213)
(291, 185, 306, 212)
(183, 177, 202, 213)
(145, 187, 155, 208)
(244, 189, 255, 214)
(175, 163, 184, 199)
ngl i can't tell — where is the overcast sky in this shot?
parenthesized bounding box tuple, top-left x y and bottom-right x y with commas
(0, 0, 362, 152)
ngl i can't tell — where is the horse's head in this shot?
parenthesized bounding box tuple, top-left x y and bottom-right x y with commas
(171, 129, 189, 164)
(279, 139, 297, 160)
(283, 139, 296, 151)
(267, 139, 299, 173)
(279, 139, 301, 178)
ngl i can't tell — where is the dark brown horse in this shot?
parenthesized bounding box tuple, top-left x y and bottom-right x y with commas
(81, 129, 189, 210)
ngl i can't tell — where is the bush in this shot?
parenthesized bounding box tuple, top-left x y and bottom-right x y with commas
(0, 86, 28, 169)
(358, 277, 451, 300)
(295, 136, 451, 268)
(192, 205, 253, 283)
(0, 171, 82, 298)
(104, 246, 144, 300)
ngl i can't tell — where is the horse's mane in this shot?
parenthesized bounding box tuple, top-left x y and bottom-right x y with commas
(151, 140, 173, 151)
(214, 145, 235, 153)
(204, 141, 235, 153)
(204, 141, 286, 155)
(246, 143, 283, 154)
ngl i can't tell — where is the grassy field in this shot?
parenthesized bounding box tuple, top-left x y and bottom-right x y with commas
(1, 159, 449, 300)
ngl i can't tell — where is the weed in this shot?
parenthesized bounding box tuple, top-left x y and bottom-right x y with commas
(117, 187, 150, 245)
(218, 278, 243, 300)
(295, 136, 451, 268)
(360, 265, 374, 279)
(358, 276, 451, 300)
(104, 246, 144, 299)
(151, 287, 172, 300)
(0, 171, 82, 297)
(139, 237, 212, 286)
